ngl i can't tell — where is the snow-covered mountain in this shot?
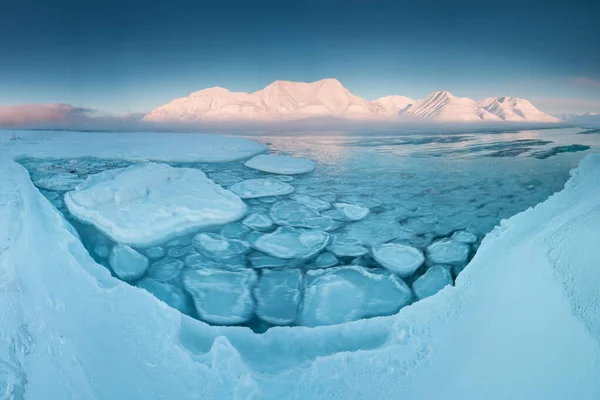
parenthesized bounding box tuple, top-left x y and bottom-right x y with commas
(144, 79, 387, 121)
(477, 96, 561, 123)
(144, 79, 561, 123)
(371, 95, 415, 115)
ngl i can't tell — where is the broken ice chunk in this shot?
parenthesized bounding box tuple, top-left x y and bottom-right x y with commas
(254, 269, 303, 325)
(269, 200, 337, 231)
(426, 239, 470, 265)
(220, 222, 252, 239)
(65, 163, 247, 247)
(299, 266, 412, 327)
(344, 214, 410, 247)
(244, 154, 316, 175)
(313, 252, 339, 269)
(451, 230, 478, 244)
(242, 213, 274, 231)
(33, 172, 84, 191)
(290, 194, 331, 211)
(372, 243, 425, 277)
(412, 265, 453, 300)
(183, 268, 257, 325)
(192, 233, 250, 258)
(326, 233, 369, 257)
(143, 246, 166, 260)
(333, 202, 370, 221)
(136, 277, 194, 315)
(108, 244, 149, 281)
(147, 258, 184, 282)
(249, 227, 330, 260)
(229, 178, 294, 199)
(247, 251, 288, 269)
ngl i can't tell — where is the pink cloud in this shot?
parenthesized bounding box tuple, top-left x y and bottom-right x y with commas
(572, 77, 600, 89)
(0, 104, 92, 127)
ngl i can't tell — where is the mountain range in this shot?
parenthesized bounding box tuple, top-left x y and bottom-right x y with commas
(143, 78, 561, 123)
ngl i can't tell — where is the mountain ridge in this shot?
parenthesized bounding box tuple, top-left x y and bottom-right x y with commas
(143, 79, 561, 123)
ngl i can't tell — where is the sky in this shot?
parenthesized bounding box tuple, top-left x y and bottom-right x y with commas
(1, 0, 599, 116)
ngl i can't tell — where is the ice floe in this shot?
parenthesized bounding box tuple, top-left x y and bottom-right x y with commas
(146, 258, 184, 282)
(333, 202, 370, 221)
(249, 227, 330, 259)
(372, 243, 425, 277)
(65, 163, 247, 247)
(108, 244, 149, 281)
(269, 200, 337, 230)
(244, 154, 316, 175)
(426, 239, 470, 265)
(254, 269, 303, 325)
(242, 213, 274, 231)
(192, 233, 250, 258)
(299, 265, 413, 326)
(33, 172, 83, 191)
(412, 265, 453, 300)
(290, 194, 331, 211)
(229, 178, 295, 199)
(182, 268, 257, 325)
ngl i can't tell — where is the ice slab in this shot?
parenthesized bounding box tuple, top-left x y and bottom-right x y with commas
(326, 233, 369, 257)
(146, 258, 184, 282)
(299, 265, 413, 326)
(244, 154, 316, 175)
(426, 239, 470, 265)
(290, 194, 331, 211)
(412, 265, 453, 300)
(136, 277, 193, 315)
(344, 214, 410, 247)
(372, 243, 425, 277)
(229, 178, 295, 199)
(192, 233, 250, 258)
(33, 172, 83, 191)
(242, 213, 274, 231)
(254, 269, 303, 325)
(182, 268, 257, 325)
(451, 230, 478, 244)
(269, 200, 337, 231)
(313, 252, 339, 269)
(65, 163, 247, 247)
(108, 244, 149, 281)
(249, 227, 330, 259)
(247, 251, 288, 269)
(333, 202, 370, 221)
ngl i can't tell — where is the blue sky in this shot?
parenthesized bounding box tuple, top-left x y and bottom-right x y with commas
(1, 0, 599, 115)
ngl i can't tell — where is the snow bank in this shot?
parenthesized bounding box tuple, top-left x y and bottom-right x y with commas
(1, 153, 600, 399)
(1, 130, 266, 162)
(65, 163, 247, 247)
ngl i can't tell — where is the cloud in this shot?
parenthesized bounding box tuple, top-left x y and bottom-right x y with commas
(572, 77, 600, 89)
(530, 96, 600, 115)
(0, 103, 144, 130)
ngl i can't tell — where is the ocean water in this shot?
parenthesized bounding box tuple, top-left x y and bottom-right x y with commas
(19, 126, 600, 330)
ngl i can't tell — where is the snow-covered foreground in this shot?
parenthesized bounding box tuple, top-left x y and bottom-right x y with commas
(1, 130, 600, 399)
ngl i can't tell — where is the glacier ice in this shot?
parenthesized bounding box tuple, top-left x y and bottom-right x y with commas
(426, 239, 470, 265)
(249, 226, 330, 260)
(254, 268, 303, 325)
(372, 243, 425, 277)
(108, 244, 149, 281)
(182, 268, 257, 325)
(229, 178, 295, 199)
(299, 265, 413, 326)
(412, 265, 453, 300)
(65, 163, 247, 247)
(244, 154, 316, 175)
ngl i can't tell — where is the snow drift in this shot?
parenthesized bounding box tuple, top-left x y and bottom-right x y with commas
(0, 132, 599, 399)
